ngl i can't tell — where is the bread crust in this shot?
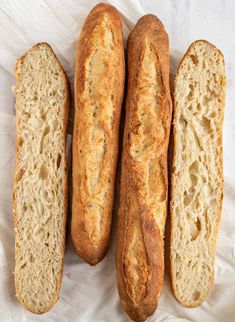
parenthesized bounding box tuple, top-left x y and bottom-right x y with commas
(170, 40, 225, 307)
(116, 15, 172, 321)
(72, 3, 125, 265)
(13, 42, 70, 314)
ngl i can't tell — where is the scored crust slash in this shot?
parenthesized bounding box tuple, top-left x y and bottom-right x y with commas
(116, 14, 172, 322)
(71, 3, 125, 265)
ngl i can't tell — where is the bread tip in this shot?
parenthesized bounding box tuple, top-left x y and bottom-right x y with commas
(90, 2, 119, 14)
(122, 300, 157, 322)
(136, 13, 165, 29)
(71, 235, 107, 266)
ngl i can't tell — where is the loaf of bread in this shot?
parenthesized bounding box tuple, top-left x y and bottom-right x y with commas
(116, 15, 172, 322)
(170, 40, 226, 307)
(13, 43, 70, 313)
(72, 3, 125, 265)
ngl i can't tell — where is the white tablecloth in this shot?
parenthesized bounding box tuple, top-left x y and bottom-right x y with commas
(0, 1, 234, 321)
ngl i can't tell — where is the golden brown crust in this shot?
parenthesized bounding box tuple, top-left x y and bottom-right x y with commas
(13, 42, 70, 314)
(72, 3, 125, 265)
(116, 15, 172, 321)
(170, 40, 225, 307)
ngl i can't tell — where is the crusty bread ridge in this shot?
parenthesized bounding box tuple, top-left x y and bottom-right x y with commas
(72, 3, 125, 265)
(170, 40, 226, 307)
(116, 15, 172, 322)
(13, 42, 70, 314)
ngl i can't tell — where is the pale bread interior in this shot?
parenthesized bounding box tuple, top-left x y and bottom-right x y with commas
(14, 43, 67, 313)
(171, 41, 225, 307)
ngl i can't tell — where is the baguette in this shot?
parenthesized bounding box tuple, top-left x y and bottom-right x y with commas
(116, 15, 172, 322)
(72, 3, 125, 265)
(170, 40, 226, 307)
(13, 43, 70, 313)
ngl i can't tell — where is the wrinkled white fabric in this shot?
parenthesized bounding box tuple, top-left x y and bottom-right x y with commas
(0, 1, 234, 321)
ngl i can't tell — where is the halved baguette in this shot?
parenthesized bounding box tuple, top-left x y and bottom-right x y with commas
(170, 40, 226, 307)
(13, 43, 70, 314)
(116, 15, 172, 322)
(72, 3, 125, 265)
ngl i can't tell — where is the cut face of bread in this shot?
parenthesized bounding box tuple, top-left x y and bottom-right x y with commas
(171, 40, 226, 307)
(13, 43, 69, 313)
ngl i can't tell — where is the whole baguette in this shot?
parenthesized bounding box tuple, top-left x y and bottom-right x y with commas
(116, 15, 172, 322)
(170, 40, 226, 307)
(13, 43, 70, 313)
(72, 3, 125, 265)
